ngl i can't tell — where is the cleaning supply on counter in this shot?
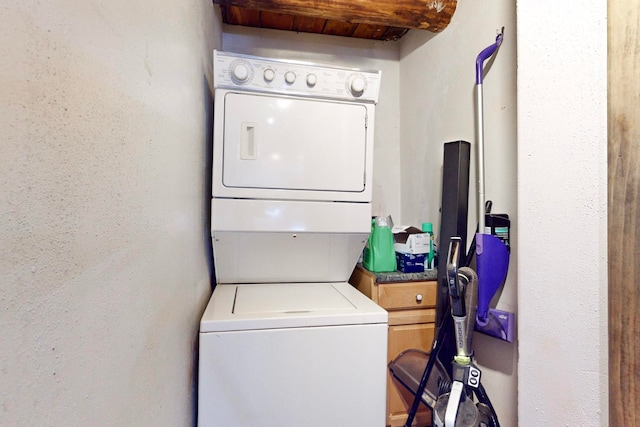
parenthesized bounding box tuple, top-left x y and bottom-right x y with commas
(393, 224, 434, 272)
(393, 226, 430, 254)
(363, 216, 397, 272)
(422, 222, 435, 269)
(396, 252, 427, 273)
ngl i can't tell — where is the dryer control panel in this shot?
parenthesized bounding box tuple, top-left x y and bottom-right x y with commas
(213, 50, 381, 103)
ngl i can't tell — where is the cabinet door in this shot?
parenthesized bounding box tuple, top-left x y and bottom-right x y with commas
(387, 322, 435, 427)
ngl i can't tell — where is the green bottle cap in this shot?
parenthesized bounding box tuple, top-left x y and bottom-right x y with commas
(421, 222, 433, 233)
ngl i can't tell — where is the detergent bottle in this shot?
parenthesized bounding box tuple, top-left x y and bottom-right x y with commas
(363, 216, 397, 272)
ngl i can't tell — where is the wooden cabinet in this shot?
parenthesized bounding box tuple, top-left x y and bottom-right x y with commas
(349, 265, 437, 427)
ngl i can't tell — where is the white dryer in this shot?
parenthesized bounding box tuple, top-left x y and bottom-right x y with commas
(198, 51, 387, 427)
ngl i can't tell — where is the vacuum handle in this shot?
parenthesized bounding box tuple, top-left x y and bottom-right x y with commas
(457, 267, 479, 361)
(446, 237, 465, 317)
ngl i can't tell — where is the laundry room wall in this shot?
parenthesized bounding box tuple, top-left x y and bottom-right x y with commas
(517, 2, 608, 425)
(221, 27, 403, 223)
(1, 1, 220, 425)
(399, 2, 518, 425)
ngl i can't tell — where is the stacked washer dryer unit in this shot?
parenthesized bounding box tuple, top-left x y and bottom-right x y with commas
(198, 50, 387, 427)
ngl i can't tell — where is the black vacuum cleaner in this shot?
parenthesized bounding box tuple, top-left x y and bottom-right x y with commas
(388, 28, 512, 427)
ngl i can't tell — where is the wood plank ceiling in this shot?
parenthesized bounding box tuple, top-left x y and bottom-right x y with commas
(214, 0, 458, 41)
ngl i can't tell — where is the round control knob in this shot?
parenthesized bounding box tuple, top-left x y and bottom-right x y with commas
(349, 75, 366, 95)
(416, 294, 423, 303)
(263, 68, 275, 82)
(349, 74, 367, 96)
(232, 63, 250, 83)
(284, 71, 296, 84)
(306, 73, 317, 87)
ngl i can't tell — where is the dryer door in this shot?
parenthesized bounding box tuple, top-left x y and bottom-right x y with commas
(221, 92, 368, 194)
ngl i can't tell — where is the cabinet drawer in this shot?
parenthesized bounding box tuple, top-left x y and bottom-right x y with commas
(388, 308, 436, 327)
(378, 281, 436, 310)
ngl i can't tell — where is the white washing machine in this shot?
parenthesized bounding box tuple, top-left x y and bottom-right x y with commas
(198, 51, 387, 427)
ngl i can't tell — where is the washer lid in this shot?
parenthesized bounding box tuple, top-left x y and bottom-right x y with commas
(200, 282, 387, 332)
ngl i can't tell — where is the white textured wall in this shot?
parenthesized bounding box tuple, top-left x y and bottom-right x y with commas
(0, 1, 220, 425)
(399, 2, 518, 425)
(1, 1, 608, 424)
(221, 26, 402, 221)
(517, 1, 609, 425)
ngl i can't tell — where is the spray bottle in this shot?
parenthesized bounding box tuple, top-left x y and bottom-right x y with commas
(422, 222, 435, 270)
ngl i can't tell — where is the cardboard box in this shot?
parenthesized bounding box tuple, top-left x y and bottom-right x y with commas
(393, 226, 431, 255)
(396, 252, 427, 273)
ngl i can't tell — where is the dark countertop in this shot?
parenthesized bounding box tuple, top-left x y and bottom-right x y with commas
(357, 264, 438, 283)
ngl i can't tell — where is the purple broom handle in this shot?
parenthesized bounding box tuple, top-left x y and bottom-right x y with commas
(475, 28, 504, 85)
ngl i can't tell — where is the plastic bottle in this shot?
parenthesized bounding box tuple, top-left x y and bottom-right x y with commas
(422, 222, 434, 270)
(362, 218, 375, 265)
(363, 216, 397, 272)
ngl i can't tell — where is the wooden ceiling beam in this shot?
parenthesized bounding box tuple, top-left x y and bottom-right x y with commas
(213, 0, 457, 32)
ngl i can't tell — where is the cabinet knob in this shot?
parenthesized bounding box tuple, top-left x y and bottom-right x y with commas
(416, 294, 423, 303)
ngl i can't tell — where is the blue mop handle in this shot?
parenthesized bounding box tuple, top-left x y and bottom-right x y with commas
(475, 28, 504, 233)
(475, 27, 504, 85)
